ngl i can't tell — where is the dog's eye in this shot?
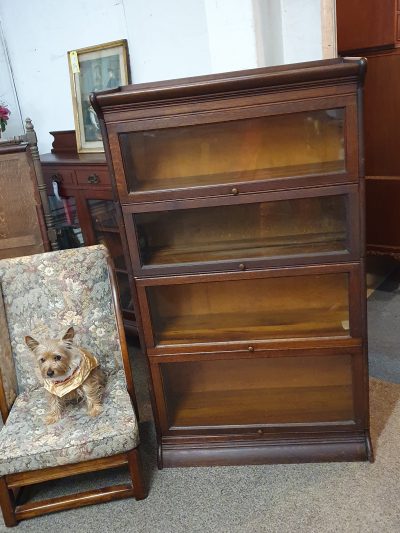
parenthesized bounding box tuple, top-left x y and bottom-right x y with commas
(54, 355, 62, 361)
(39, 358, 45, 363)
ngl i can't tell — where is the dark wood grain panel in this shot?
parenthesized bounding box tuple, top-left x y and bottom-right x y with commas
(337, 0, 396, 53)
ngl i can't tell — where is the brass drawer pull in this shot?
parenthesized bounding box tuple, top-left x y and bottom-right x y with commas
(239, 263, 246, 271)
(231, 187, 239, 195)
(257, 429, 263, 435)
(87, 174, 100, 184)
(248, 346, 254, 352)
(51, 173, 63, 184)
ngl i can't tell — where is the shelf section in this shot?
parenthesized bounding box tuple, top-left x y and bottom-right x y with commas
(93, 226, 120, 234)
(143, 233, 345, 266)
(121, 109, 345, 193)
(130, 161, 344, 193)
(154, 308, 349, 344)
(167, 386, 353, 427)
(135, 193, 349, 268)
(161, 354, 354, 428)
(147, 272, 350, 346)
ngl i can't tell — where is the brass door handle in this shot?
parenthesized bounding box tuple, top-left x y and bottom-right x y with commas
(87, 174, 100, 184)
(51, 173, 63, 184)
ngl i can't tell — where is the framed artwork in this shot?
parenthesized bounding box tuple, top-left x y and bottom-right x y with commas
(68, 40, 130, 153)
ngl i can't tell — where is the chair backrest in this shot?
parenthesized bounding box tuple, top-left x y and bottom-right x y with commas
(0, 142, 50, 259)
(0, 245, 123, 393)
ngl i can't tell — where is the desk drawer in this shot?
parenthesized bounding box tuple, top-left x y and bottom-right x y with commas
(75, 168, 111, 187)
(43, 167, 76, 187)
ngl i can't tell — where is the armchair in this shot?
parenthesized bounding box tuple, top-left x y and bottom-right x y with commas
(0, 245, 146, 527)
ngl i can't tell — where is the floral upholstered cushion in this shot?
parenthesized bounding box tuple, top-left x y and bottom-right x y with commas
(0, 371, 139, 476)
(0, 245, 123, 392)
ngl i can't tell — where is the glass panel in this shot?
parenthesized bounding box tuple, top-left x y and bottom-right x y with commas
(117, 272, 133, 311)
(147, 273, 349, 346)
(48, 195, 84, 249)
(87, 199, 126, 270)
(135, 195, 348, 267)
(121, 109, 345, 193)
(161, 355, 354, 427)
(87, 199, 118, 230)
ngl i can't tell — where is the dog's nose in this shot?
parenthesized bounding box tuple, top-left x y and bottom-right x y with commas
(47, 370, 54, 377)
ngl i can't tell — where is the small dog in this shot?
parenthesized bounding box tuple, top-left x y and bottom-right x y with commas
(25, 327, 106, 425)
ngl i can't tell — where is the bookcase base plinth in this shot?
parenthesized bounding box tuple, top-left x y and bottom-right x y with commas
(160, 432, 372, 468)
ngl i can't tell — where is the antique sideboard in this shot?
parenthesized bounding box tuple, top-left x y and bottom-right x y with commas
(40, 131, 137, 335)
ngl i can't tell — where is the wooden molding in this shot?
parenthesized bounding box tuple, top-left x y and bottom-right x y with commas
(321, 0, 338, 59)
(91, 58, 366, 112)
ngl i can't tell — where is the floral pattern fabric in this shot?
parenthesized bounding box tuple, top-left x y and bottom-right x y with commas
(0, 245, 123, 392)
(0, 245, 139, 475)
(0, 370, 139, 476)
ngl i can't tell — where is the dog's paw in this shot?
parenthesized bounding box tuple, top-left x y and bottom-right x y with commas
(88, 405, 102, 417)
(45, 413, 60, 425)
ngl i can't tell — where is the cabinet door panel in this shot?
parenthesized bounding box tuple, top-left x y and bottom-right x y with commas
(158, 353, 355, 430)
(43, 167, 76, 187)
(84, 197, 134, 317)
(48, 195, 84, 249)
(120, 108, 345, 194)
(130, 186, 358, 274)
(139, 267, 358, 349)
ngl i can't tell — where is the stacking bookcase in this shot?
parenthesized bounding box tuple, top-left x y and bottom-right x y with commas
(92, 57, 373, 467)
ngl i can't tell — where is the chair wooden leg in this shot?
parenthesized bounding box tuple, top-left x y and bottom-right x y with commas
(127, 448, 147, 500)
(0, 477, 17, 527)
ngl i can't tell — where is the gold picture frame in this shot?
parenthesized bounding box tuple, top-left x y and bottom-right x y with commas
(68, 40, 130, 153)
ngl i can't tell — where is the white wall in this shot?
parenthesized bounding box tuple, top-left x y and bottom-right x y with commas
(280, 0, 323, 64)
(0, 21, 23, 138)
(0, 0, 332, 154)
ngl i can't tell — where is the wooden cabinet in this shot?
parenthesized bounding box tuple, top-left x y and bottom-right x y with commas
(337, 1, 400, 258)
(336, 0, 397, 53)
(40, 133, 137, 334)
(92, 58, 372, 467)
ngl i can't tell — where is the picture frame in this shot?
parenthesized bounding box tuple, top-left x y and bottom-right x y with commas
(68, 40, 130, 153)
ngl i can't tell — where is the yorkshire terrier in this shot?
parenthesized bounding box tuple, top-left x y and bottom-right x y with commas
(25, 327, 106, 424)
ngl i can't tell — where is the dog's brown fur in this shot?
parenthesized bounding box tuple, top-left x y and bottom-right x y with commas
(25, 327, 105, 424)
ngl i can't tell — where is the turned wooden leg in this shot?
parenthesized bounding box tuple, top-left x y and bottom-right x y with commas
(127, 448, 147, 500)
(0, 477, 17, 527)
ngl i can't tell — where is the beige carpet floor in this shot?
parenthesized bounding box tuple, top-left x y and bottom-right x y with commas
(1, 375, 399, 533)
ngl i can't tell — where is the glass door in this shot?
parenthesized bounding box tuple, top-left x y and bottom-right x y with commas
(86, 198, 135, 323)
(120, 108, 345, 194)
(130, 186, 357, 274)
(158, 353, 355, 429)
(139, 267, 359, 349)
(48, 195, 84, 249)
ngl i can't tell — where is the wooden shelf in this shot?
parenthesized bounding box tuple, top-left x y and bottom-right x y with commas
(143, 231, 346, 265)
(167, 385, 354, 427)
(154, 308, 349, 345)
(94, 226, 119, 234)
(132, 160, 344, 192)
(115, 268, 128, 275)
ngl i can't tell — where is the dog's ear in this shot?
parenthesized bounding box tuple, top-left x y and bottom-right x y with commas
(25, 336, 39, 352)
(62, 327, 75, 343)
